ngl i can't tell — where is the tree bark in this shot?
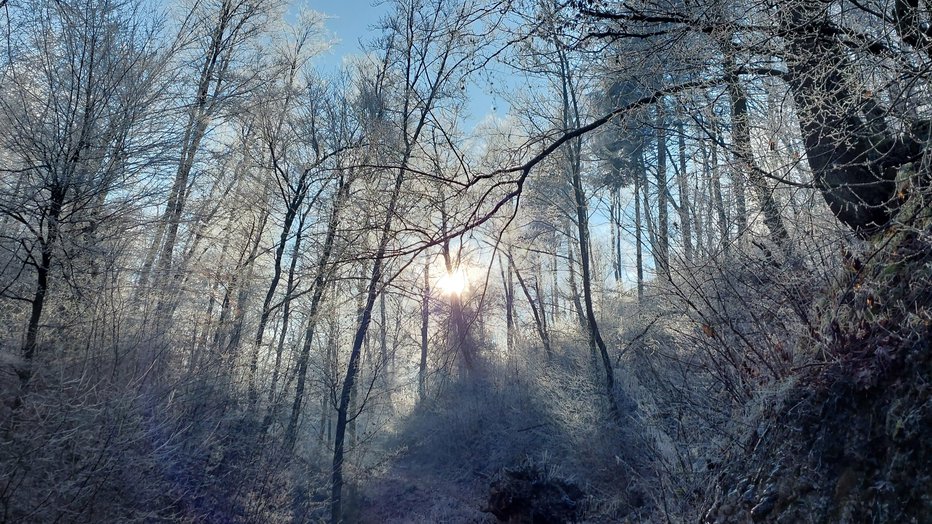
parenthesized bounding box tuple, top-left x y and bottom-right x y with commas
(782, 4, 911, 233)
(262, 206, 310, 433)
(512, 257, 552, 358)
(566, 241, 587, 330)
(702, 115, 731, 253)
(633, 174, 644, 302)
(654, 104, 670, 277)
(20, 187, 65, 383)
(675, 118, 693, 262)
(331, 162, 406, 523)
(251, 193, 305, 405)
(144, 2, 232, 294)
(724, 48, 790, 247)
(284, 176, 351, 449)
(419, 257, 430, 400)
(501, 253, 514, 355)
(555, 36, 624, 416)
(572, 145, 622, 417)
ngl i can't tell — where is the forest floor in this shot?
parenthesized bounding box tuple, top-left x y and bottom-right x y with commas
(355, 455, 493, 523)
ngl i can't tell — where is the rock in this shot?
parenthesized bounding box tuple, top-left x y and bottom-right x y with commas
(484, 463, 586, 523)
(761, 482, 778, 497)
(751, 495, 777, 522)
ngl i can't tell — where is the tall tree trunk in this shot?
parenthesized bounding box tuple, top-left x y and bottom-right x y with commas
(331, 158, 407, 524)
(251, 194, 305, 405)
(610, 190, 620, 281)
(638, 149, 663, 275)
(724, 48, 789, 247)
(284, 176, 351, 449)
(500, 253, 514, 355)
(634, 174, 644, 302)
(693, 160, 708, 258)
(318, 314, 338, 450)
(440, 200, 471, 374)
(419, 257, 430, 400)
(675, 118, 693, 262)
(654, 104, 670, 277)
(782, 3, 908, 232)
(703, 117, 731, 253)
(223, 210, 269, 358)
(141, 1, 244, 298)
(512, 258, 552, 358)
(556, 37, 624, 416)
(550, 248, 559, 321)
(379, 287, 388, 385)
(571, 146, 622, 418)
(20, 187, 64, 383)
(145, 58, 219, 293)
(566, 241, 587, 330)
(732, 160, 748, 237)
(263, 207, 309, 433)
(615, 188, 624, 280)
(534, 257, 548, 340)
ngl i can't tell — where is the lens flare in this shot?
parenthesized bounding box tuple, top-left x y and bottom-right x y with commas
(438, 268, 468, 296)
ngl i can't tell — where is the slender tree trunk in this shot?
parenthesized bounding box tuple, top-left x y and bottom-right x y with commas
(263, 208, 309, 433)
(512, 259, 551, 358)
(331, 11, 458, 514)
(610, 191, 619, 281)
(142, 2, 237, 297)
(20, 183, 68, 387)
(251, 195, 304, 405)
(732, 161, 748, 237)
(440, 204, 470, 373)
(634, 175, 644, 302)
(675, 119, 693, 262)
(638, 150, 663, 275)
(655, 104, 670, 277)
(555, 35, 624, 415)
(284, 176, 351, 449)
(704, 118, 731, 253)
(223, 210, 269, 362)
(571, 145, 622, 418)
(21, 232, 54, 383)
(724, 48, 789, 247)
(550, 248, 559, 321)
(615, 188, 624, 281)
(566, 241, 586, 329)
(318, 314, 338, 449)
(379, 286, 388, 384)
(534, 258, 548, 339)
(321, 307, 339, 450)
(500, 253, 514, 355)
(693, 160, 707, 258)
(419, 257, 430, 400)
(331, 160, 406, 524)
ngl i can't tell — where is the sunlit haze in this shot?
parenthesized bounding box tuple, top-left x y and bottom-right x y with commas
(437, 268, 468, 296)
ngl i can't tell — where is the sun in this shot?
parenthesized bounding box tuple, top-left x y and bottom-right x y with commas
(438, 268, 468, 296)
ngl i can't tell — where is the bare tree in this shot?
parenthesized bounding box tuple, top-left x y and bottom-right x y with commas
(0, 0, 166, 382)
(329, 0, 492, 519)
(140, 0, 283, 309)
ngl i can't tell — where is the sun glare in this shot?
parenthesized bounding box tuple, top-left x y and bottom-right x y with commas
(438, 268, 468, 296)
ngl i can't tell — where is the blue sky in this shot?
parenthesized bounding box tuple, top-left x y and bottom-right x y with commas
(306, 0, 507, 128)
(308, 0, 386, 71)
